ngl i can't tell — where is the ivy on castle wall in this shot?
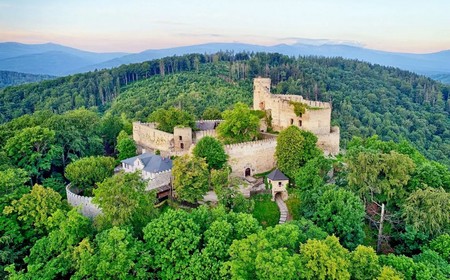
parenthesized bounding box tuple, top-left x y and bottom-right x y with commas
(289, 101, 308, 117)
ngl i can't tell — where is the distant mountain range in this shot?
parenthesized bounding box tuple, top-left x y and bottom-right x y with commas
(1, 41, 450, 83)
(0, 42, 127, 76)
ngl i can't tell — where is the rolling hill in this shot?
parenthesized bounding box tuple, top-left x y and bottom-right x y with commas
(0, 42, 127, 75)
(0, 70, 54, 88)
(1, 53, 449, 167)
(1, 41, 450, 81)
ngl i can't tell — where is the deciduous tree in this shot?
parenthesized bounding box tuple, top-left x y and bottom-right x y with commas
(73, 227, 142, 279)
(148, 107, 195, 133)
(193, 136, 227, 170)
(172, 155, 209, 203)
(93, 171, 157, 231)
(350, 245, 381, 280)
(116, 130, 136, 161)
(402, 187, 450, 236)
(65, 156, 116, 196)
(4, 126, 62, 184)
(299, 235, 351, 280)
(0, 168, 29, 195)
(202, 107, 222, 120)
(276, 126, 321, 178)
(3, 184, 64, 232)
(44, 109, 103, 166)
(313, 188, 365, 250)
(217, 102, 260, 144)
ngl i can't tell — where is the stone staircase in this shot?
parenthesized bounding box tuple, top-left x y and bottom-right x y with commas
(275, 195, 288, 224)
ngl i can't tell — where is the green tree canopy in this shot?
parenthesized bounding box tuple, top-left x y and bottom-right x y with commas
(225, 223, 304, 279)
(172, 155, 209, 203)
(65, 156, 116, 195)
(148, 107, 195, 133)
(347, 149, 415, 205)
(3, 184, 65, 233)
(276, 125, 321, 178)
(93, 171, 157, 232)
(11, 209, 92, 279)
(299, 235, 351, 280)
(313, 188, 366, 250)
(402, 187, 450, 236)
(99, 112, 125, 153)
(0, 168, 29, 195)
(193, 136, 227, 170)
(44, 108, 103, 166)
(350, 245, 381, 280)
(376, 266, 403, 280)
(202, 106, 222, 120)
(428, 234, 450, 262)
(4, 126, 62, 184)
(116, 130, 136, 161)
(217, 102, 260, 144)
(73, 227, 143, 279)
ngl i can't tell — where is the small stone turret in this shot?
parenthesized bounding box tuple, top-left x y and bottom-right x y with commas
(173, 127, 193, 151)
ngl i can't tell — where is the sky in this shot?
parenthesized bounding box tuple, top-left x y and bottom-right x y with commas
(0, 0, 449, 53)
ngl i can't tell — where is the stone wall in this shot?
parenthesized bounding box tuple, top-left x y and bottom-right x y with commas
(317, 126, 340, 156)
(133, 122, 175, 153)
(253, 77, 340, 155)
(225, 138, 277, 177)
(194, 129, 217, 143)
(66, 184, 101, 218)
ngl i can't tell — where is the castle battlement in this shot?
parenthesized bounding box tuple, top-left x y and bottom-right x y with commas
(253, 77, 339, 155)
(66, 184, 101, 218)
(132, 77, 339, 178)
(271, 94, 331, 109)
(224, 138, 277, 150)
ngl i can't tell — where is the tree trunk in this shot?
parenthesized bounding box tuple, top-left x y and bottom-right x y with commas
(377, 203, 385, 253)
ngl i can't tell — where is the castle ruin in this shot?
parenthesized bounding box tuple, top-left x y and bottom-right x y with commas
(253, 77, 340, 155)
(132, 77, 340, 177)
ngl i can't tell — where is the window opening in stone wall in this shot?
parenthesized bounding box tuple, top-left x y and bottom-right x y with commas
(290, 119, 294, 125)
(299, 120, 302, 127)
(179, 135, 182, 140)
(180, 143, 184, 149)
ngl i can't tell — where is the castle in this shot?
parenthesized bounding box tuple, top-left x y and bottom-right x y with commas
(132, 77, 340, 177)
(253, 78, 340, 154)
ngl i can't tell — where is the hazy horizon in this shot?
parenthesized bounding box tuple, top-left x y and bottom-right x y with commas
(1, 0, 449, 54)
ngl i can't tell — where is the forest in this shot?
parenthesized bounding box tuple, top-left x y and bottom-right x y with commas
(0, 70, 54, 88)
(0, 52, 449, 279)
(1, 52, 449, 167)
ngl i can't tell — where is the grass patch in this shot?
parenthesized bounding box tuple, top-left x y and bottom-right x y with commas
(285, 191, 301, 220)
(251, 194, 280, 228)
(253, 169, 275, 179)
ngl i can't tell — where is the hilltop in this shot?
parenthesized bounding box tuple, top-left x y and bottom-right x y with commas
(1, 41, 450, 83)
(0, 53, 449, 167)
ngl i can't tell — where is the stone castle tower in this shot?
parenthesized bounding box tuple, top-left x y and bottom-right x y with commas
(253, 77, 340, 155)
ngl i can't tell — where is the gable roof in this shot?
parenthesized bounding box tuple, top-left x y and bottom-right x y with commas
(121, 153, 172, 173)
(196, 120, 222, 131)
(267, 169, 288, 181)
